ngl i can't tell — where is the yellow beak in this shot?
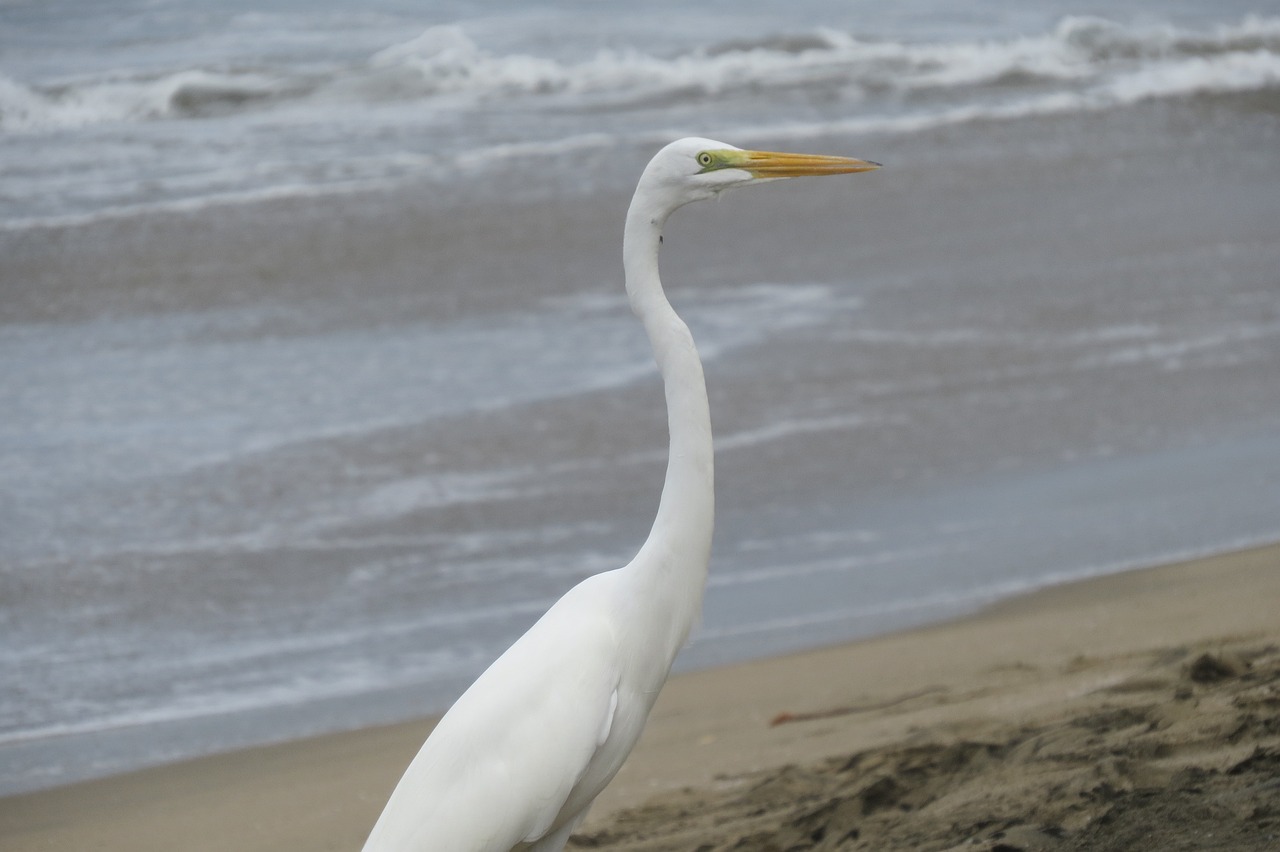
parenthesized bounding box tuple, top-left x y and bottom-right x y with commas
(728, 149, 881, 178)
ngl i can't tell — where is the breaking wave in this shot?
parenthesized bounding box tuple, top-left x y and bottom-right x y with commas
(3, 15, 1278, 131)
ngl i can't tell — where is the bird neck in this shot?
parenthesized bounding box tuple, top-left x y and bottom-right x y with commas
(621, 197, 715, 625)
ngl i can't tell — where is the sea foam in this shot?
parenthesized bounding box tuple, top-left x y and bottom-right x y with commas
(4, 16, 1277, 132)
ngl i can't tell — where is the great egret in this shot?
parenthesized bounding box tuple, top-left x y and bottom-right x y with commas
(361, 137, 879, 852)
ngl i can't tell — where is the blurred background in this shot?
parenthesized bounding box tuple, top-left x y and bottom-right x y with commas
(2, 0, 1278, 794)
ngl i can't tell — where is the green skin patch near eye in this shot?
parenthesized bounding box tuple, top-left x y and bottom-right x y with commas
(695, 150, 744, 173)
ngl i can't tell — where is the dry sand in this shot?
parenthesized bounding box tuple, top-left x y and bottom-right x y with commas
(2, 544, 1277, 851)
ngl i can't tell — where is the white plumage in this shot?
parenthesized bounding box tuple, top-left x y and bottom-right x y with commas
(362, 137, 878, 852)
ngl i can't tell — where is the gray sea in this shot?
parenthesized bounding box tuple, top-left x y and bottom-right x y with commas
(2, 0, 1279, 794)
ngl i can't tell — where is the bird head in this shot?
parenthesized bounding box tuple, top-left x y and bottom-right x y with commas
(638, 136, 880, 210)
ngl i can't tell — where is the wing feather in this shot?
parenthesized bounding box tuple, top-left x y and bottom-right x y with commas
(362, 574, 623, 852)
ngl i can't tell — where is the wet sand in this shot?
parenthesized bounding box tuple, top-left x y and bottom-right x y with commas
(2, 543, 1277, 851)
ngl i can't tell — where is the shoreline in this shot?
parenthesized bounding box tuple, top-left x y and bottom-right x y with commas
(2, 542, 1278, 850)
(6, 90, 1279, 820)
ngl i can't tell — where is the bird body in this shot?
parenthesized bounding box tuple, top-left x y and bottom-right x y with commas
(362, 137, 878, 851)
(363, 573, 634, 850)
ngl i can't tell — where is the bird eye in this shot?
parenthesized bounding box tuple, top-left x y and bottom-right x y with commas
(697, 152, 714, 167)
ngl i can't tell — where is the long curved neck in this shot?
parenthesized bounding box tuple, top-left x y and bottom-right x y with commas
(622, 193, 714, 622)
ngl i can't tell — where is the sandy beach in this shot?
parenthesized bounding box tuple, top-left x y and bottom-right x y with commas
(2, 543, 1276, 851)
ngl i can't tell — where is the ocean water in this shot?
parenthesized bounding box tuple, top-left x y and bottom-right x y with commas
(2, 0, 1279, 793)
(4, 0, 1279, 226)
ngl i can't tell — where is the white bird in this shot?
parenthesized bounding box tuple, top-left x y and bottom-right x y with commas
(361, 137, 879, 852)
